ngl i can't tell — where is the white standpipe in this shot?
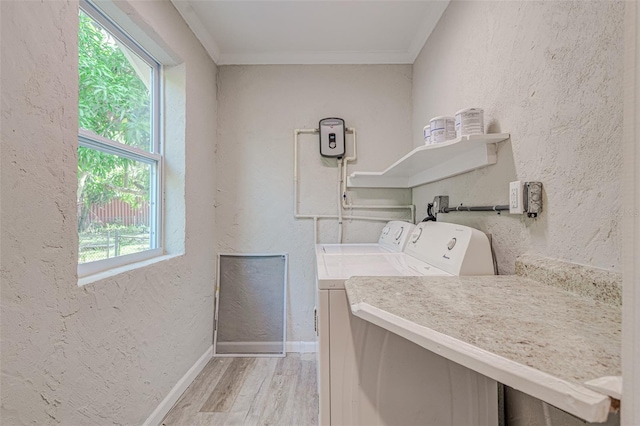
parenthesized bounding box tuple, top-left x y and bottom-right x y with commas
(313, 216, 318, 245)
(294, 129, 340, 220)
(293, 128, 414, 244)
(337, 159, 344, 243)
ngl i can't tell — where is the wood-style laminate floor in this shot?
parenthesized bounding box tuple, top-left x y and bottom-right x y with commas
(161, 354, 318, 426)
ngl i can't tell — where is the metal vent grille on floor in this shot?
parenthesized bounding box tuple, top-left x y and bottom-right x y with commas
(214, 254, 287, 357)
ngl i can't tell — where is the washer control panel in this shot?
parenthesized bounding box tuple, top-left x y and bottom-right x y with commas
(378, 221, 415, 252)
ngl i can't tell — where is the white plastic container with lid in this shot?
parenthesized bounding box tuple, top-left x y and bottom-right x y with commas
(423, 124, 431, 145)
(455, 108, 484, 138)
(430, 116, 456, 143)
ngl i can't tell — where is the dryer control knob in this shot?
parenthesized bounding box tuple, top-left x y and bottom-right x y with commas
(394, 227, 404, 240)
(411, 228, 423, 243)
(382, 226, 390, 235)
(447, 237, 457, 250)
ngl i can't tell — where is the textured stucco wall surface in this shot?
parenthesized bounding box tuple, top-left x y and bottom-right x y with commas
(1, 1, 217, 424)
(411, 2, 623, 424)
(412, 0, 624, 275)
(216, 65, 413, 342)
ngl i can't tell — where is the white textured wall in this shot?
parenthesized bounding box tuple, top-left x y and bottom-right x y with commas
(216, 65, 413, 342)
(412, 0, 624, 275)
(0, 1, 217, 424)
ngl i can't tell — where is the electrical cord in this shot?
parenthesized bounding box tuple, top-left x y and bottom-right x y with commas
(422, 203, 437, 222)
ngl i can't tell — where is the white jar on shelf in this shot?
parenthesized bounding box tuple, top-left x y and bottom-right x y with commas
(430, 116, 456, 143)
(423, 124, 432, 145)
(455, 108, 484, 138)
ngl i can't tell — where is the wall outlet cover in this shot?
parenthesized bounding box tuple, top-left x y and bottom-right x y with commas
(509, 181, 524, 214)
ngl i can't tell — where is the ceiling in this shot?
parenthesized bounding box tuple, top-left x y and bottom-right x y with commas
(170, 1, 450, 65)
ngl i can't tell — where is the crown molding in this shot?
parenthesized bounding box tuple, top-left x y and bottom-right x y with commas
(171, 0, 449, 66)
(407, 1, 449, 63)
(170, 0, 221, 64)
(217, 50, 413, 65)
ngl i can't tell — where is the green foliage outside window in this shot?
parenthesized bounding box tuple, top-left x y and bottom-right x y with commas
(77, 10, 153, 232)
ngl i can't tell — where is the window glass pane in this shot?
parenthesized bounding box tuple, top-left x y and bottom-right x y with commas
(78, 9, 153, 152)
(78, 147, 155, 264)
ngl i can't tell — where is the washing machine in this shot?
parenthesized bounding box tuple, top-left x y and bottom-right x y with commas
(319, 220, 415, 255)
(315, 221, 499, 426)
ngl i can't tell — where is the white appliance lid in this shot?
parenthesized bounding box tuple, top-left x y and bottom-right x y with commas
(317, 244, 395, 255)
(317, 253, 450, 282)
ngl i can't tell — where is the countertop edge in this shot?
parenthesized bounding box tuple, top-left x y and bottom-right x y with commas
(349, 301, 612, 423)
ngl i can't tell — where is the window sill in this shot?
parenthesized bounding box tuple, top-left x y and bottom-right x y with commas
(78, 252, 183, 287)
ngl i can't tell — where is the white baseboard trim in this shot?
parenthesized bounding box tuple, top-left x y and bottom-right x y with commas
(143, 345, 213, 426)
(213, 341, 317, 354)
(215, 341, 284, 353)
(286, 341, 317, 353)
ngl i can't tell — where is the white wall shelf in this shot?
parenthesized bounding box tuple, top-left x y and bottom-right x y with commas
(347, 133, 510, 189)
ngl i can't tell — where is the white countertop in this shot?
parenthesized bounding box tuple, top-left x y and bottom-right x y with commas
(344, 275, 621, 423)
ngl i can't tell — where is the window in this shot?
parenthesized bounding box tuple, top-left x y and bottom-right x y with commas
(78, 0, 162, 276)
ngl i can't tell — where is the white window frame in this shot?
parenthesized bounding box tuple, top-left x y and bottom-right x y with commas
(78, 0, 163, 277)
